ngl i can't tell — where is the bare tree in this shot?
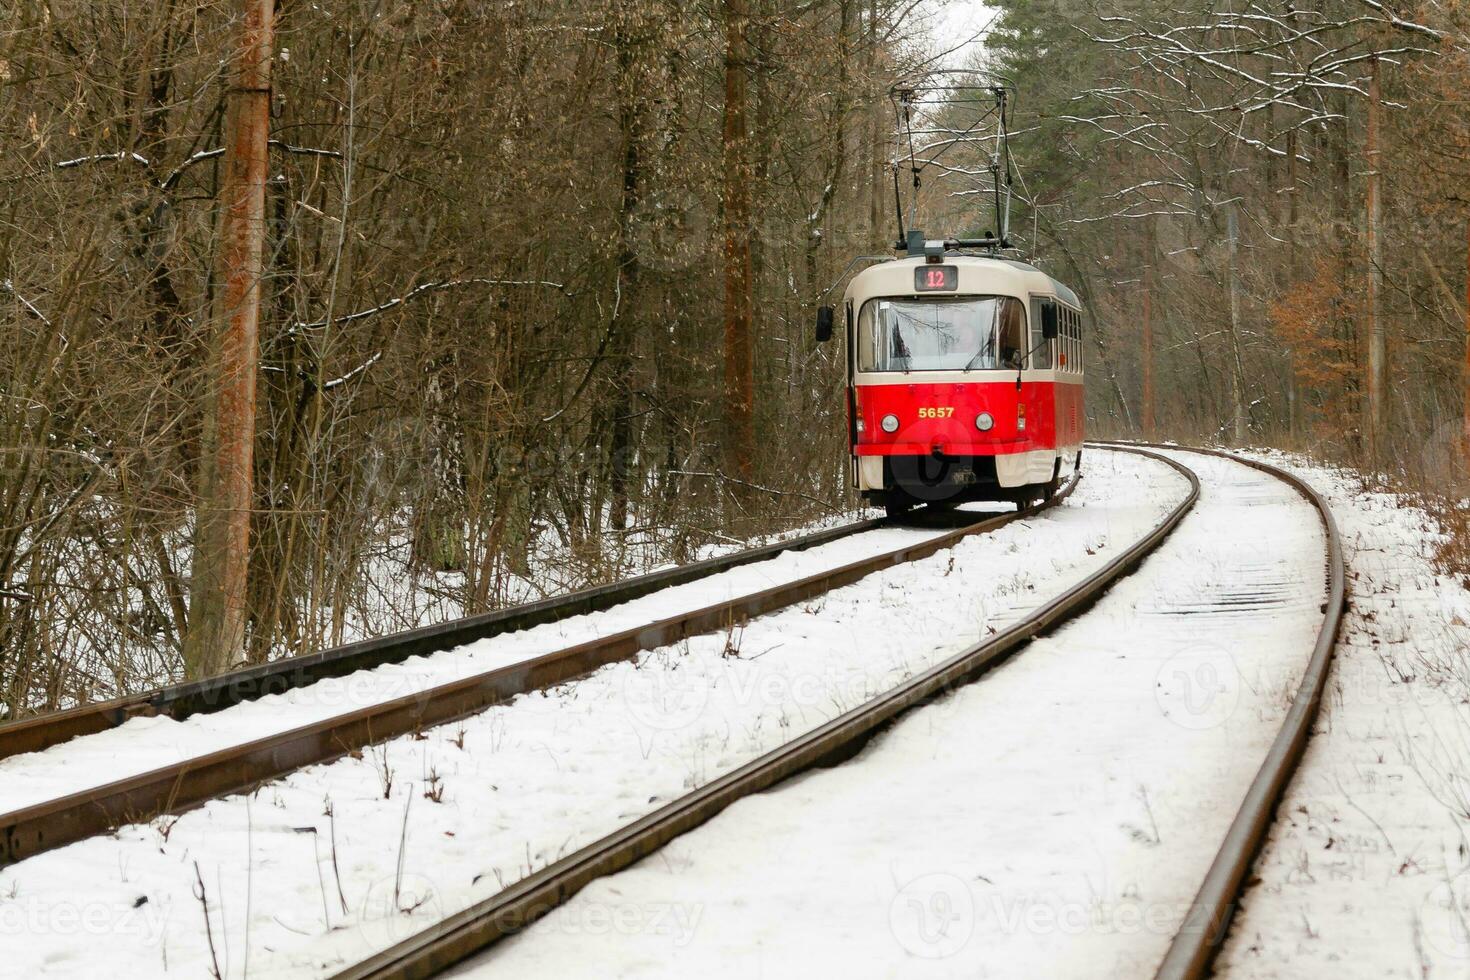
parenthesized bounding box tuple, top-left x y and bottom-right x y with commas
(722, 0, 756, 487)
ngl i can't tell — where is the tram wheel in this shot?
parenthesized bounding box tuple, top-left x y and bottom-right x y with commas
(1041, 461, 1062, 501)
(1014, 481, 1054, 509)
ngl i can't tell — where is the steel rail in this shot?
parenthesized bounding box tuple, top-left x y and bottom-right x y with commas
(1, 481, 1077, 866)
(1096, 444, 1347, 980)
(329, 445, 1199, 980)
(0, 514, 897, 763)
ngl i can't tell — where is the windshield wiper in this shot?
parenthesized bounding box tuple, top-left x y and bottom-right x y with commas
(962, 341, 995, 372)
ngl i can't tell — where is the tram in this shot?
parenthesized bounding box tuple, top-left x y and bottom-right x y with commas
(817, 232, 1085, 516)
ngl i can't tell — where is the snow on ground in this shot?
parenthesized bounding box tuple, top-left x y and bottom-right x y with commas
(0, 512, 971, 816)
(446, 449, 1329, 980)
(0, 449, 1184, 979)
(1211, 452, 1470, 979)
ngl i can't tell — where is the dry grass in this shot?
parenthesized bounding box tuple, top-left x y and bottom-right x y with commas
(1427, 498, 1470, 589)
(1402, 433, 1470, 586)
(1311, 437, 1470, 588)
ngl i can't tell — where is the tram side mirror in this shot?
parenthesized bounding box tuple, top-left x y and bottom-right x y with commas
(1041, 302, 1060, 340)
(815, 305, 835, 343)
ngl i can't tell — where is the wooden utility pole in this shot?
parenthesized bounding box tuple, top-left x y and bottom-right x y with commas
(1365, 56, 1386, 461)
(721, 0, 755, 485)
(185, 0, 275, 679)
(1286, 128, 1300, 441)
(1225, 204, 1248, 444)
(1142, 266, 1155, 440)
(1464, 217, 1470, 464)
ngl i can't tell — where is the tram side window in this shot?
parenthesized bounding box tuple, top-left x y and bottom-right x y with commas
(1058, 309, 1071, 373)
(999, 298, 1026, 369)
(1059, 308, 1081, 374)
(1070, 310, 1081, 376)
(1067, 310, 1076, 373)
(1029, 298, 1053, 370)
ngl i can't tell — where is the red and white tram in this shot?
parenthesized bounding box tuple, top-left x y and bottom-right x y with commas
(818, 235, 1085, 516)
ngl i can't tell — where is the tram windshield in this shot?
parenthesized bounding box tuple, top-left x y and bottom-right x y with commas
(857, 295, 1027, 373)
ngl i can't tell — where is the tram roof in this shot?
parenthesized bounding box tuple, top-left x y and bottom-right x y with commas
(997, 258, 1082, 309)
(845, 254, 1082, 312)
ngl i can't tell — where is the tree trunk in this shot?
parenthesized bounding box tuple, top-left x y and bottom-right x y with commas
(1332, 87, 1361, 450)
(1365, 56, 1386, 461)
(184, 0, 274, 679)
(1464, 218, 1470, 467)
(721, 0, 755, 485)
(750, 0, 772, 298)
(867, 0, 886, 245)
(415, 365, 467, 572)
(1142, 265, 1154, 440)
(608, 25, 644, 533)
(805, 0, 852, 301)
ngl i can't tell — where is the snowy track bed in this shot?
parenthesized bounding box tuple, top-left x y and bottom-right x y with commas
(1211, 454, 1470, 979)
(1, 450, 1184, 978)
(0, 514, 963, 816)
(446, 449, 1328, 979)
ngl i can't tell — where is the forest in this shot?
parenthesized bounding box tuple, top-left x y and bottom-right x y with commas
(0, 0, 1465, 716)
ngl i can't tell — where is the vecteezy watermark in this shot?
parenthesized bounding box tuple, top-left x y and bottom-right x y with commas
(890, 875, 1196, 958)
(1154, 642, 1241, 730)
(889, 873, 975, 959)
(0, 895, 170, 945)
(1417, 419, 1470, 491)
(982, 894, 1185, 938)
(357, 872, 443, 946)
(631, 188, 710, 273)
(622, 659, 710, 732)
(539, 899, 705, 947)
(621, 654, 925, 735)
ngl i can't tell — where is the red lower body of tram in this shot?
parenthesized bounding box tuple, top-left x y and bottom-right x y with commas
(850, 378, 1084, 510)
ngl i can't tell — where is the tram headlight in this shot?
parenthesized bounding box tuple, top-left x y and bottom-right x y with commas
(880, 414, 900, 433)
(975, 412, 995, 432)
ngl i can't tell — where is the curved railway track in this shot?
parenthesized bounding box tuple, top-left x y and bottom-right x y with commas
(1133, 446, 1347, 980)
(330, 444, 1202, 980)
(332, 445, 1347, 980)
(0, 479, 1075, 866)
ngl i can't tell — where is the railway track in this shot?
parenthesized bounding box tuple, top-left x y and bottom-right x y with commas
(332, 445, 1346, 980)
(0, 513, 895, 763)
(0, 479, 1074, 866)
(329, 444, 1202, 980)
(1136, 446, 1347, 980)
(6, 444, 1329, 980)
